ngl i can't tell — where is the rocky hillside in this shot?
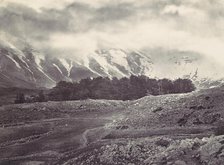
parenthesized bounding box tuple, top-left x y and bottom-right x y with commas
(1, 87, 224, 164)
(56, 86, 224, 165)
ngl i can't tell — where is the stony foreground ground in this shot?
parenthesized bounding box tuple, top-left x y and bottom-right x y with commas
(1, 87, 224, 165)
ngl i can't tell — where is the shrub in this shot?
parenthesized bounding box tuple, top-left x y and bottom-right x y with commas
(14, 93, 25, 104)
(214, 121, 224, 135)
(155, 138, 170, 147)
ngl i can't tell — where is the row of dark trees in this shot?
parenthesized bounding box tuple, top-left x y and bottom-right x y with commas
(48, 75, 196, 101)
(15, 90, 45, 104)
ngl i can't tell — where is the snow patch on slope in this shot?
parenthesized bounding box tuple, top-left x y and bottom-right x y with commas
(108, 49, 129, 68)
(37, 67, 56, 83)
(34, 53, 45, 69)
(53, 63, 63, 75)
(81, 56, 103, 77)
(6, 55, 21, 69)
(59, 58, 73, 77)
(91, 52, 127, 78)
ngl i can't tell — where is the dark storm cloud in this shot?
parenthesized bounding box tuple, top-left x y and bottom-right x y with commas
(93, 3, 136, 22)
(0, 0, 185, 40)
(1, 0, 224, 64)
(64, 1, 137, 30)
(1, 0, 223, 39)
(0, 3, 72, 40)
(0, 1, 138, 40)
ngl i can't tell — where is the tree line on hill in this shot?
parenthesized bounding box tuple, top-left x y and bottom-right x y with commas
(47, 75, 195, 101)
(15, 90, 46, 104)
(14, 75, 195, 103)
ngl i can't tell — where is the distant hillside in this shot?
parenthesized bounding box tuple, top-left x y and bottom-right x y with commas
(1, 35, 224, 88)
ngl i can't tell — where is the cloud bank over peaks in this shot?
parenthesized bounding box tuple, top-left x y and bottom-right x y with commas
(0, 0, 223, 66)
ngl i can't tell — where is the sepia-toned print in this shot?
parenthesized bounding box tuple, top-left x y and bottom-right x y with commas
(0, 0, 224, 164)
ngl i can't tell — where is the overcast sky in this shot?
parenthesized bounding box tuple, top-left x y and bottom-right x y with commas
(0, 0, 224, 64)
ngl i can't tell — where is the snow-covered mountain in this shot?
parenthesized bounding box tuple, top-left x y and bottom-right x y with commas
(0, 36, 224, 88)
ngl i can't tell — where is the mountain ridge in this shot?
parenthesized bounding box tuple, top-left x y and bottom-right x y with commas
(0, 37, 223, 88)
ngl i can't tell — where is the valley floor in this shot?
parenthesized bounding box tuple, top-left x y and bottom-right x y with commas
(1, 87, 224, 165)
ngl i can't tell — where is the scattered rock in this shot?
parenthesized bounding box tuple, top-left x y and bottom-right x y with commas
(153, 107, 163, 113)
(167, 161, 174, 165)
(155, 138, 170, 147)
(177, 115, 188, 126)
(214, 121, 224, 135)
(189, 106, 197, 109)
(198, 105, 206, 110)
(191, 142, 201, 150)
(190, 105, 206, 110)
(116, 125, 129, 130)
(205, 96, 210, 101)
(174, 160, 187, 165)
(204, 113, 221, 124)
(23, 161, 44, 165)
(193, 118, 203, 125)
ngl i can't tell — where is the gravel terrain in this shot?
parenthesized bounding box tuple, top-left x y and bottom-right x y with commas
(1, 87, 224, 164)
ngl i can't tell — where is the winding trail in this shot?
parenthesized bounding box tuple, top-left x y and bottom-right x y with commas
(0, 114, 117, 165)
(81, 129, 89, 148)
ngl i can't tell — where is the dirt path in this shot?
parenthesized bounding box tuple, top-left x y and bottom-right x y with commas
(80, 126, 105, 148)
(103, 126, 214, 139)
(0, 117, 113, 164)
(81, 129, 89, 147)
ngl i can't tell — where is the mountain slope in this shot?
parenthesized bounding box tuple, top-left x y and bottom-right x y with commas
(0, 36, 224, 88)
